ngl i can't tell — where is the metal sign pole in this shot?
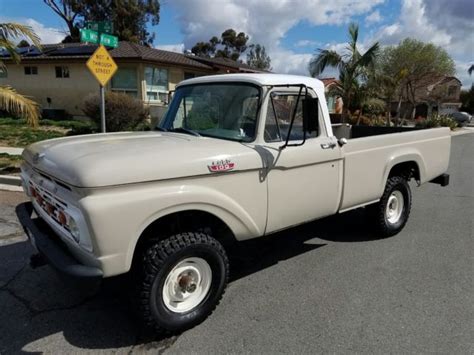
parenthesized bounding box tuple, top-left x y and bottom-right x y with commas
(100, 85, 106, 133)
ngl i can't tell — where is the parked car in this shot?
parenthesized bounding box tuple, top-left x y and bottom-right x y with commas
(16, 74, 451, 334)
(449, 111, 472, 125)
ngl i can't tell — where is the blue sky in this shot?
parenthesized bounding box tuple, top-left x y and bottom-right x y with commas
(0, 0, 472, 87)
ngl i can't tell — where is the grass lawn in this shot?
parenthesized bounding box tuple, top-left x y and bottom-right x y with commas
(0, 153, 23, 175)
(0, 118, 96, 174)
(0, 117, 95, 147)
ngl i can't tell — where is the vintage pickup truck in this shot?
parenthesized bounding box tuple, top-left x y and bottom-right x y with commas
(16, 74, 451, 333)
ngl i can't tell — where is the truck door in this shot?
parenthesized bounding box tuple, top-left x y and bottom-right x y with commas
(262, 89, 343, 234)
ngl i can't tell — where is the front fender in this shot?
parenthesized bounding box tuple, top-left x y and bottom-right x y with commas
(80, 179, 266, 276)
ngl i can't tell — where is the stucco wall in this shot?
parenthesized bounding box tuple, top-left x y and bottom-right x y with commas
(0, 61, 207, 119)
(0, 62, 98, 117)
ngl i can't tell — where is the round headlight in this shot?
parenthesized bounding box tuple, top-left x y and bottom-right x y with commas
(68, 217, 80, 242)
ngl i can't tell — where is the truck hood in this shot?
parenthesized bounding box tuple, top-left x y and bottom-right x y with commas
(23, 131, 259, 188)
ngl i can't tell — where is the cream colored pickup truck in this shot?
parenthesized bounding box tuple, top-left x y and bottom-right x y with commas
(16, 74, 451, 333)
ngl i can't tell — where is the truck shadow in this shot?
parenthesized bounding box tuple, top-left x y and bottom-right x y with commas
(0, 209, 378, 352)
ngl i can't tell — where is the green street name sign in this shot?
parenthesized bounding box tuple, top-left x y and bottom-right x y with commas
(80, 28, 99, 43)
(100, 33, 119, 48)
(80, 28, 118, 48)
(86, 21, 113, 34)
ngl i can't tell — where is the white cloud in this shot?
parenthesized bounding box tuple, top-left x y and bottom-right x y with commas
(155, 43, 185, 53)
(373, 0, 451, 47)
(294, 40, 319, 48)
(455, 60, 474, 89)
(369, 0, 473, 87)
(365, 10, 382, 25)
(0, 17, 64, 44)
(24, 18, 64, 44)
(168, 0, 383, 75)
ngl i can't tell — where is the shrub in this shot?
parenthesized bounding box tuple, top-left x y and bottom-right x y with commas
(83, 92, 148, 132)
(415, 114, 457, 130)
(363, 98, 386, 116)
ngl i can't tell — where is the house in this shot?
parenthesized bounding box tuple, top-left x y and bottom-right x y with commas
(320, 77, 340, 113)
(0, 41, 264, 120)
(391, 76, 462, 118)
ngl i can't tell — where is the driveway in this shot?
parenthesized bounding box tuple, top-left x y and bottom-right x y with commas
(0, 133, 473, 353)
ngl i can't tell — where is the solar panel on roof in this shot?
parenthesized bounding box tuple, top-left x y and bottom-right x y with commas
(22, 47, 42, 56)
(48, 45, 97, 56)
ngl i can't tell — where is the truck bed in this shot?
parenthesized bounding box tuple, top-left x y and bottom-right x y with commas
(337, 127, 451, 211)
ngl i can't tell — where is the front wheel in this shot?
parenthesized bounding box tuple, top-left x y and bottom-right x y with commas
(368, 176, 412, 237)
(134, 232, 229, 334)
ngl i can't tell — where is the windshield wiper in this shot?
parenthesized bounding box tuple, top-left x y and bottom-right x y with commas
(155, 127, 168, 132)
(169, 127, 201, 137)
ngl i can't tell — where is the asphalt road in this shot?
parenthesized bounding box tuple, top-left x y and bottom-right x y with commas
(0, 133, 473, 353)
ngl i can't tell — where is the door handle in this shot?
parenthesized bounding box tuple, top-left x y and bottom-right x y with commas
(321, 142, 337, 149)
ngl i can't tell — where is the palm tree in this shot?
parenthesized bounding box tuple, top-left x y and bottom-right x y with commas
(1, 23, 42, 126)
(309, 23, 379, 119)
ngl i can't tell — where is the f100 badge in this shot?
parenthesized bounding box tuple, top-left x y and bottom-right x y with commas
(208, 159, 235, 172)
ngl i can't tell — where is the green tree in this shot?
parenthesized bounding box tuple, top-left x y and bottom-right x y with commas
(381, 38, 455, 119)
(0, 23, 41, 127)
(43, 0, 84, 41)
(191, 36, 220, 58)
(308, 23, 379, 119)
(17, 39, 31, 48)
(246, 44, 271, 71)
(191, 29, 249, 61)
(44, 0, 160, 45)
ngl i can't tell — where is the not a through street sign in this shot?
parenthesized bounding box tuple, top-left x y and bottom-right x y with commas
(86, 45, 118, 87)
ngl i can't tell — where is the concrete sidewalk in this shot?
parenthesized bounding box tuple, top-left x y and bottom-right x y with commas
(0, 147, 23, 191)
(0, 147, 23, 155)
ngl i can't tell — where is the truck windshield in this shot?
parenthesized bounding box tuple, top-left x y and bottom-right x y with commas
(158, 83, 260, 142)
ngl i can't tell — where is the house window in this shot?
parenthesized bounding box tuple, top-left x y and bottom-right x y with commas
(24, 66, 38, 75)
(0, 67, 7, 78)
(145, 67, 168, 102)
(55, 66, 70, 78)
(447, 86, 457, 98)
(111, 68, 138, 97)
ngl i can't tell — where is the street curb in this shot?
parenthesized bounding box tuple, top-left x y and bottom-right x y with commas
(0, 183, 23, 192)
(451, 128, 474, 136)
(0, 175, 21, 186)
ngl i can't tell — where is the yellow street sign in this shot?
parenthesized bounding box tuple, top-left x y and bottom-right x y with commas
(86, 45, 118, 87)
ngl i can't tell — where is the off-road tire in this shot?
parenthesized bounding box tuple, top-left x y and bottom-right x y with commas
(368, 176, 412, 237)
(134, 232, 229, 334)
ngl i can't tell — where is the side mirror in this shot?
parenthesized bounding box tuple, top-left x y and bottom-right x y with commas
(303, 97, 319, 133)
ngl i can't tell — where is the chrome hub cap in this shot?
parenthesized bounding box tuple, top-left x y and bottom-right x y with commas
(386, 190, 404, 224)
(162, 257, 212, 313)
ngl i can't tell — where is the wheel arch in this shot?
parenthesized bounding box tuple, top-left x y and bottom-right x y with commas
(127, 205, 242, 272)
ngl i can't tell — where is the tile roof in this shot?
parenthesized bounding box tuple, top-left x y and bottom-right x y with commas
(0, 42, 212, 70)
(186, 55, 267, 72)
(110, 42, 212, 69)
(0, 41, 266, 72)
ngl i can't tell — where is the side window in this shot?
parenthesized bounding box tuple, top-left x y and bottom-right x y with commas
(264, 93, 318, 142)
(55, 66, 69, 78)
(24, 66, 38, 75)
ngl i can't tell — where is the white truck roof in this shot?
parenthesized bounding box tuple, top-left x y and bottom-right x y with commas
(178, 73, 325, 93)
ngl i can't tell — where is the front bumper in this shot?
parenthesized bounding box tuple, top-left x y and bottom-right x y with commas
(16, 202, 103, 280)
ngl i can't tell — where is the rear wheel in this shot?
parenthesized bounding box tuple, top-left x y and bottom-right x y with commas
(368, 176, 412, 237)
(134, 232, 229, 334)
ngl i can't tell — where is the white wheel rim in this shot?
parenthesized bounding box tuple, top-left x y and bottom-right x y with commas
(162, 257, 212, 313)
(386, 190, 404, 224)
